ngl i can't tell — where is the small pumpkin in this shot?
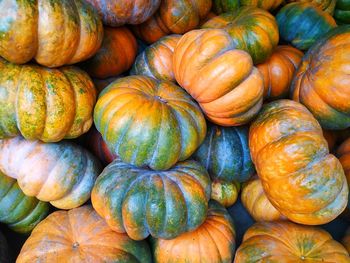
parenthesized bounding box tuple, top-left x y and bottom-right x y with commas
(92, 159, 211, 240)
(0, 231, 8, 263)
(211, 181, 240, 207)
(337, 137, 350, 209)
(286, 0, 336, 14)
(213, 0, 283, 13)
(334, 0, 350, 24)
(343, 228, 350, 253)
(0, 137, 101, 209)
(16, 205, 152, 263)
(173, 29, 264, 126)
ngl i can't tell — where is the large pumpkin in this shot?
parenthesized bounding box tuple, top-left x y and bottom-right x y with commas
(92, 159, 211, 240)
(291, 26, 350, 130)
(173, 29, 264, 126)
(276, 3, 337, 50)
(16, 205, 152, 263)
(94, 75, 206, 170)
(249, 100, 348, 225)
(202, 7, 279, 64)
(213, 0, 283, 13)
(0, 0, 103, 67)
(235, 221, 350, 262)
(286, 0, 336, 14)
(337, 137, 350, 209)
(0, 58, 96, 142)
(152, 201, 236, 263)
(257, 45, 303, 100)
(0, 137, 101, 209)
(335, 0, 350, 24)
(0, 231, 8, 263)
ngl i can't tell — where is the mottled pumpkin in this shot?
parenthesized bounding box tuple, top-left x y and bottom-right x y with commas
(17, 205, 152, 263)
(211, 181, 240, 207)
(0, 137, 101, 209)
(276, 3, 337, 50)
(335, 0, 350, 24)
(0, 58, 96, 142)
(257, 45, 303, 100)
(249, 100, 348, 225)
(343, 228, 350, 253)
(235, 221, 350, 262)
(286, 0, 336, 13)
(92, 159, 211, 240)
(94, 75, 206, 170)
(202, 7, 279, 64)
(0, 0, 103, 67)
(213, 0, 283, 13)
(173, 29, 264, 126)
(82, 27, 137, 79)
(0, 231, 8, 263)
(337, 137, 350, 209)
(291, 26, 350, 130)
(152, 200, 236, 263)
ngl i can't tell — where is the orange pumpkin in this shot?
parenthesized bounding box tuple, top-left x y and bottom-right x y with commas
(173, 29, 264, 126)
(211, 181, 240, 207)
(249, 100, 348, 225)
(343, 228, 350, 253)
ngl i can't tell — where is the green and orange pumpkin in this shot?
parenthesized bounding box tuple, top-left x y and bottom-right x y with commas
(211, 181, 240, 207)
(213, 0, 283, 13)
(286, 0, 336, 14)
(337, 137, 350, 209)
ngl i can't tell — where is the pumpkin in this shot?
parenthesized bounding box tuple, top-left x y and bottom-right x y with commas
(0, 137, 101, 209)
(276, 3, 337, 50)
(257, 45, 303, 100)
(335, 0, 350, 24)
(82, 27, 137, 79)
(249, 100, 348, 225)
(337, 137, 350, 209)
(234, 221, 350, 262)
(93, 77, 119, 94)
(0, 58, 96, 142)
(0, 231, 8, 263)
(152, 200, 236, 263)
(286, 0, 336, 14)
(173, 29, 264, 126)
(291, 26, 350, 130)
(202, 7, 279, 64)
(131, 35, 181, 82)
(213, 0, 283, 13)
(211, 181, 240, 207)
(0, 0, 103, 68)
(94, 75, 206, 170)
(343, 228, 350, 253)
(92, 159, 211, 240)
(17, 205, 152, 263)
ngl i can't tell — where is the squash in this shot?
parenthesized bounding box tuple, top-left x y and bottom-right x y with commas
(235, 221, 350, 262)
(173, 29, 264, 126)
(286, 0, 336, 14)
(131, 35, 181, 82)
(0, 137, 101, 209)
(337, 137, 350, 209)
(213, 0, 283, 13)
(152, 200, 236, 263)
(343, 228, 350, 253)
(257, 45, 303, 100)
(16, 205, 152, 263)
(249, 100, 348, 225)
(94, 75, 206, 170)
(0, 231, 8, 263)
(334, 0, 350, 24)
(0, 58, 97, 142)
(0, 0, 103, 68)
(291, 26, 350, 130)
(202, 7, 279, 64)
(276, 3, 337, 50)
(82, 27, 137, 79)
(211, 181, 240, 207)
(92, 159, 211, 240)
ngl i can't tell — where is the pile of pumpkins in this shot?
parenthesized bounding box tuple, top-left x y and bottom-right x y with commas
(0, 0, 349, 262)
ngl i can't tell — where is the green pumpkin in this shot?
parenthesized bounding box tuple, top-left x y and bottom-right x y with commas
(212, 0, 282, 13)
(334, 0, 350, 24)
(212, 0, 240, 13)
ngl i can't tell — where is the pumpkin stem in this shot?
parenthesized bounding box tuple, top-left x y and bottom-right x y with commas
(72, 242, 79, 249)
(155, 96, 168, 103)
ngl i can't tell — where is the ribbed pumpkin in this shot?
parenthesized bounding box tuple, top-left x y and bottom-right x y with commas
(82, 27, 137, 79)
(213, 0, 283, 13)
(0, 231, 8, 263)
(173, 29, 264, 126)
(286, 0, 336, 13)
(335, 0, 350, 24)
(152, 200, 236, 263)
(257, 45, 303, 100)
(202, 7, 279, 64)
(0, 137, 101, 209)
(235, 221, 350, 262)
(337, 137, 350, 209)
(0, 0, 103, 67)
(343, 228, 350, 253)
(17, 206, 152, 263)
(276, 3, 337, 50)
(291, 26, 350, 130)
(92, 159, 211, 240)
(94, 75, 206, 170)
(131, 35, 181, 82)
(0, 58, 97, 142)
(249, 100, 348, 225)
(211, 181, 240, 207)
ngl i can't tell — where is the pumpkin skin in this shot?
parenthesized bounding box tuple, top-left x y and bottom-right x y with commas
(0, 58, 96, 142)
(152, 200, 236, 263)
(234, 221, 350, 262)
(0, 0, 103, 68)
(202, 7, 279, 64)
(286, 0, 336, 14)
(337, 138, 350, 209)
(0, 137, 101, 209)
(92, 159, 211, 240)
(291, 26, 350, 130)
(17, 205, 152, 263)
(276, 3, 337, 50)
(213, 0, 283, 13)
(94, 75, 206, 170)
(249, 100, 348, 225)
(257, 45, 303, 100)
(211, 181, 240, 207)
(82, 27, 137, 79)
(343, 228, 350, 253)
(335, 0, 350, 24)
(0, 231, 8, 263)
(173, 29, 264, 126)
(131, 35, 181, 82)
